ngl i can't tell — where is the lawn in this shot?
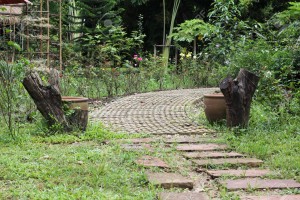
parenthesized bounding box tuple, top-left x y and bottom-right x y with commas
(0, 123, 194, 200)
(0, 124, 158, 200)
(1, 100, 300, 199)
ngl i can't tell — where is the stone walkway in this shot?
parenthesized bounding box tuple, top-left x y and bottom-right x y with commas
(90, 89, 300, 200)
(90, 88, 217, 134)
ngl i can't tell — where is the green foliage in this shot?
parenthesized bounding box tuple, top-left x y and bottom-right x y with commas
(208, 0, 241, 29)
(204, 0, 258, 65)
(170, 19, 216, 43)
(7, 41, 21, 51)
(277, 2, 300, 22)
(61, 53, 211, 99)
(130, 0, 150, 6)
(75, 0, 122, 30)
(0, 59, 28, 137)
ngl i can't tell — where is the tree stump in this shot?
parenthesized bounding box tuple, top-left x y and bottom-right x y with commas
(219, 69, 259, 128)
(23, 72, 71, 131)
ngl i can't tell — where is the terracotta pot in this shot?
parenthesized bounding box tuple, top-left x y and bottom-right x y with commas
(62, 96, 89, 131)
(203, 93, 226, 123)
(62, 96, 89, 111)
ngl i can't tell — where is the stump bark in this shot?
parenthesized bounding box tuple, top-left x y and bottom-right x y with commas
(23, 72, 71, 131)
(220, 69, 259, 128)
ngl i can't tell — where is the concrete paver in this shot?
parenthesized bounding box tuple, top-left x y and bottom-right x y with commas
(158, 192, 208, 200)
(221, 178, 300, 191)
(206, 169, 270, 178)
(147, 172, 194, 189)
(135, 156, 169, 168)
(193, 158, 263, 167)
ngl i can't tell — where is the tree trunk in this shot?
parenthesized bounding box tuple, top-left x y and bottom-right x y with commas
(23, 72, 71, 131)
(220, 69, 259, 128)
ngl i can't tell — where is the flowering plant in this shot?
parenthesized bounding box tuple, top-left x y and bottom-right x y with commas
(133, 54, 143, 67)
(179, 51, 196, 60)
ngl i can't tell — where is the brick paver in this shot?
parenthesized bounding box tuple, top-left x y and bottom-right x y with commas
(147, 172, 194, 189)
(158, 192, 208, 200)
(135, 156, 169, 168)
(116, 138, 156, 143)
(193, 158, 263, 167)
(184, 152, 243, 159)
(176, 144, 228, 151)
(90, 88, 217, 134)
(221, 179, 300, 191)
(206, 169, 270, 178)
(120, 143, 153, 151)
(163, 136, 217, 144)
(240, 195, 300, 200)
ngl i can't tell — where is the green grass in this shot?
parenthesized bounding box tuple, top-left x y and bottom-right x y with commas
(1, 99, 299, 199)
(202, 102, 300, 182)
(0, 143, 153, 199)
(0, 123, 194, 199)
(0, 124, 161, 200)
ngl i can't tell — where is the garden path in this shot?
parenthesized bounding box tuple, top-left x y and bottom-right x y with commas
(90, 89, 300, 200)
(90, 88, 217, 135)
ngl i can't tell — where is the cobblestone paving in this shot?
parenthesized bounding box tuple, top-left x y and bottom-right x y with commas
(90, 88, 218, 134)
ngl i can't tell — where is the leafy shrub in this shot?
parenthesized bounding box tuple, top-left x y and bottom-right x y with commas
(0, 59, 28, 137)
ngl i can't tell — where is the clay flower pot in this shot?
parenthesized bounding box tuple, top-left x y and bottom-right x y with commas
(203, 93, 226, 123)
(62, 96, 89, 110)
(62, 96, 89, 131)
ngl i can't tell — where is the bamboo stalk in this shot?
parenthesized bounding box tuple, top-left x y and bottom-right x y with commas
(59, 0, 62, 72)
(26, 4, 29, 58)
(162, 0, 181, 68)
(47, 0, 50, 68)
(163, 0, 166, 45)
(40, 0, 43, 56)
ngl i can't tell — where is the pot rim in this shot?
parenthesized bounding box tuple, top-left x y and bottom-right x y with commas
(62, 96, 89, 102)
(204, 93, 224, 98)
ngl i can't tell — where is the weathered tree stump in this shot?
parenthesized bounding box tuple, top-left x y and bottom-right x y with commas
(23, 72, 71, 131)
(220, 69, 259, 128)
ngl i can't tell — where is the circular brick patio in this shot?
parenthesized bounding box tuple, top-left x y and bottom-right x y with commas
(90, 88, 218, 134)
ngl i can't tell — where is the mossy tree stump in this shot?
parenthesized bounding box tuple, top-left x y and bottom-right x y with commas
(23, 72, 88, 131)
(220, 69, 259, 128)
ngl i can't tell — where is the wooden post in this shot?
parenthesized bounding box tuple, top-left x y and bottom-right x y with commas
(220, 69, 259, 128)
(23, 72, 71, 131)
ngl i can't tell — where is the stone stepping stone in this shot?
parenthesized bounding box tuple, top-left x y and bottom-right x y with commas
(193, 158, 263, 167)
(206, 169, 270, 178)
(184, 152, 243, 159)
(146, 172, 193, 189)
(116, 138, 156, 143)
(220, 178, 300, 191)
(163, 136, 217, 144)
(135, 156, 169, 168)
(240, 195, 300, 200)
(121, 143, 153, 151)
(176, 144, 228, 151)
(158, 192, 208, 200)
